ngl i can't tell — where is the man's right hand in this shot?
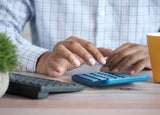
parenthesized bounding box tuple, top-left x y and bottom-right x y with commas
(36, 36, 113, 77)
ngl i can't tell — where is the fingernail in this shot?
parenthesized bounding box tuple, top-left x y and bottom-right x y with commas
(89, 58, 95, 66)
(100, 57, 106, 65)
(73, 58, 80, 67)
(112, 68, 119, 73)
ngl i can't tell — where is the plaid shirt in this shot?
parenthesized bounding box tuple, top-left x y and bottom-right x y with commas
(0, 0, 160, 72)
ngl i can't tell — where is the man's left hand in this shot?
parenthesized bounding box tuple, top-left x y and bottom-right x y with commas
(100, 42, 151, 75)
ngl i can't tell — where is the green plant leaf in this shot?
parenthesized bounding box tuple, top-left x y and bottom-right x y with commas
(0, 33, 18, 73)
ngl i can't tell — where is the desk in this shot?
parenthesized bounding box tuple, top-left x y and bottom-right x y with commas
(0, 65, 160, 115)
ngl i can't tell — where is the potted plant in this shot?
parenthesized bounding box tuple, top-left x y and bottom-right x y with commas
(0, 33, 18, 98)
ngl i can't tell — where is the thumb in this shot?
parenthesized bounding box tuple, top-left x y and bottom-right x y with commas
(98, 47, 113, 57)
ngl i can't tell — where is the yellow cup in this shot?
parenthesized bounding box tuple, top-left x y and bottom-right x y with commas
(147, 33, 160, 83)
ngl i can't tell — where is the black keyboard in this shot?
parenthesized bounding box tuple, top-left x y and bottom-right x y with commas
(7, 73, 84, 99)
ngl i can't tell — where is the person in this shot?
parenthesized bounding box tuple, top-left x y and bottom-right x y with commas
(0, 0, 157, 77)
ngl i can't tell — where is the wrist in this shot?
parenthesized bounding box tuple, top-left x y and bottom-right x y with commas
(36, 51, 52, 75)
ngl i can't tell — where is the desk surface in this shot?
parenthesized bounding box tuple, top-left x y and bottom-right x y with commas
(1, 65, 160, 115)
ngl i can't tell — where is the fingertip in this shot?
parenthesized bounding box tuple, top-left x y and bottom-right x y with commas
(130, 70, 135, 75)
(72, 58, 81, 67)
(112, 68, 119, 73)
(89, 58, 96, 66)
(100, 57, 106, 65)
(100, 66, 109, 72)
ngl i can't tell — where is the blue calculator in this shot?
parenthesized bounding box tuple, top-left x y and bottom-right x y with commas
(72, 71, 149, 87)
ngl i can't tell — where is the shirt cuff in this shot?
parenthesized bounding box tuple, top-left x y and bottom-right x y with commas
(18, 45, 49, 73)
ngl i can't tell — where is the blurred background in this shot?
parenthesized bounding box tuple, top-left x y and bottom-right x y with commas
(21, 22, 31, 42)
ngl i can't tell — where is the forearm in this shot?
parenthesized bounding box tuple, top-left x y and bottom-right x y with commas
(0, 0, 48, 72)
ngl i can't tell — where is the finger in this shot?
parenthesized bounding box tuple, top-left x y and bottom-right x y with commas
(114, 42, 134, 53)
(106, 45, 142, 70)
(47, 67, 64, 77)
(97, 47, 113, 57)
(104, 43, 134, 67)
(129, 58, 150, 75)
(47, 58, 71, 77)
(48, 57, 84, 77)
(100, 66, 110, 72)
(48, 57, 67, 73)
(111, 51, 146, 73)
(54, 44, 81, 67)
(61, 41, 96, 66)
(67, 36, 106, 65)
(97, 48, 113, 71)
(47, 61, 66, 77)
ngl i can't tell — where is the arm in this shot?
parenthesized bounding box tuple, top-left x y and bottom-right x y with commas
(0, 1, 113, 77)
(0, 0, 48, 72)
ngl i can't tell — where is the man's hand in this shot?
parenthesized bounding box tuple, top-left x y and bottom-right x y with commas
(36, 36, 112, 77)
(101, 42, 151, 75)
